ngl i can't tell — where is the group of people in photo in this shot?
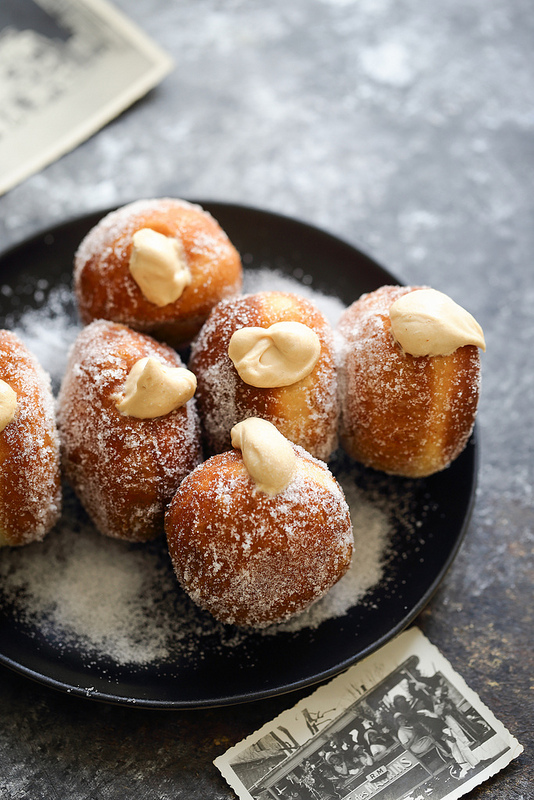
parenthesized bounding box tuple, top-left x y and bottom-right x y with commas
(278, 667, 492, 799)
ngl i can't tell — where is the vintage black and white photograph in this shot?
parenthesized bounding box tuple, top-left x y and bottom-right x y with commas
(0, 0, 172, 194)
(215, 629, 522, 800)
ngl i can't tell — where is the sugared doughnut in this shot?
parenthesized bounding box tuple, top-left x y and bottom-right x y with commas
(57, 320, 202, 542)
(337, 285, 485, 478)
(0, 331, 61, 546)
(74, 198, 243, 347)
(165, 418, 353, 627)
(189, 291, 339, 460)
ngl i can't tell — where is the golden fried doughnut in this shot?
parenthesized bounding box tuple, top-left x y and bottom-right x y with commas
(57, 320, 202, 541)
(74, 198, 242, 347)
(165, 435, 353, 627)
(0, 330, 61, 546)
(337, 285, 484, 477)
(189, 291, 339, 460)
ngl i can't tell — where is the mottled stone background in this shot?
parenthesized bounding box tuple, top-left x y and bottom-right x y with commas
(0, 1, 531, 797)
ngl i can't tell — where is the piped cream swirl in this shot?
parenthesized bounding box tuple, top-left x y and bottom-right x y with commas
(129, 227, 191, 306)
(389, 288, 486, 357)
(231, 417, 296, 495)
(114, 357, 196, 419)
(228, 321, 321, 387)
(0, 379, 17, 433)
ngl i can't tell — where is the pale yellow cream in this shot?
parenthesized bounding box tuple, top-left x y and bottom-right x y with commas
(231, 417, 296, 496)
(228, 321, 321, 388)
(0, 379, 17, 433)
(114, 357, 196, 419)
(129, 228, 191, 306)
(389, 288, 486, 357)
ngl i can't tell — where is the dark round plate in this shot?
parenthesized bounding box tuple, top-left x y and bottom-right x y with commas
(0, 202, 477, 709)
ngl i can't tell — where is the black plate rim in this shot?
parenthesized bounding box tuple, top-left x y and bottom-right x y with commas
(2, 198, 393, 286)
(0, 200, 478, 709)
(0, 443, 477, 710)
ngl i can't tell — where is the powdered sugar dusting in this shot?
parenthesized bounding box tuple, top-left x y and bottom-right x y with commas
(56, 320, 202, 541)
(0, 489, 196, 664)
(0, 477, 392, 663)
(337, 285, 481, 477)
(166, 447, 355, 628)
(189, 290, 340, 460)
(73, 198, 243, 343)
(4, 284, 80, 391)
(0, 330, 61, 545)
(272, 473, 390, 632)
(0, 268, 400, 666)
(244, 267, 346, 326)
(74, 198, 204, 269)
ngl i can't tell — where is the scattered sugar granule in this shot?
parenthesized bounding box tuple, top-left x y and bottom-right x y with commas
(6, 283, 80, 391)
(0, 268, 396, 666)
(266, 477, 391, 634)
(243, 267, 346, 327)
(0, 480, 392, 663)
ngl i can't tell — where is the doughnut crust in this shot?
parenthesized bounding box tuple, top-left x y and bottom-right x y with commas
(0, 331, 61, 546)
(74, 198, 243, 347)
(189, 291, 339, 460)
(165, 446, 353, 627)
(57, 320, 202, 541)
(337, 285, 481, 478)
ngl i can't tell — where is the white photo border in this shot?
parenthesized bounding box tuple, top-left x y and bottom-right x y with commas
(215, 627, 523, 800)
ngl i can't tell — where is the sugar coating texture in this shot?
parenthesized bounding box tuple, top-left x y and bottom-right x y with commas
(0, 330, 61, 546)
(0, 271, 393, 660)
(74, 198, 243, 347)
(0, 469, 390, 662)
(57, 320, 202, 542)
(189, 291, 339, 460)
(165, 446, 354, 628)
(337, 285, 481, 477)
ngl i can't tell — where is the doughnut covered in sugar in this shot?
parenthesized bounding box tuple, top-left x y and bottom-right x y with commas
(165, 446, 353, 627)
(188, 291, 339, 460)
(74, 198, 243, 347)
(57, 320, 202, 541)
(337, 285, 482, 477)
(0, 330, 61, 546)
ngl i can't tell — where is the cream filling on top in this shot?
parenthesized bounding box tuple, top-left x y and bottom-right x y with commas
(113, 357, 197, 419)
(129, 227, 191, 306)
(228, 321, 321, 387)
(389, 288, 486, 357)
(231, 417, 296, 496)
(0, 379, 17, 433)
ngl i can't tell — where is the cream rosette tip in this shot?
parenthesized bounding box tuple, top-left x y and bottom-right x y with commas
(0, 379, 17, 433)
(228, 321, 321, 388)
(113, 357, 197, 419)
(231, 417, 296, 496)
(129, 227, 192, 307)
(389, 288, 486, 357)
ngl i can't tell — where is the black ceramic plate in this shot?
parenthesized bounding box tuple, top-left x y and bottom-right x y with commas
(0, 202, 477, 708)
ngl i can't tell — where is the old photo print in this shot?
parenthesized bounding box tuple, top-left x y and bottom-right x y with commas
(0, 0, 173, 195)
(215, 628, 522, 800)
